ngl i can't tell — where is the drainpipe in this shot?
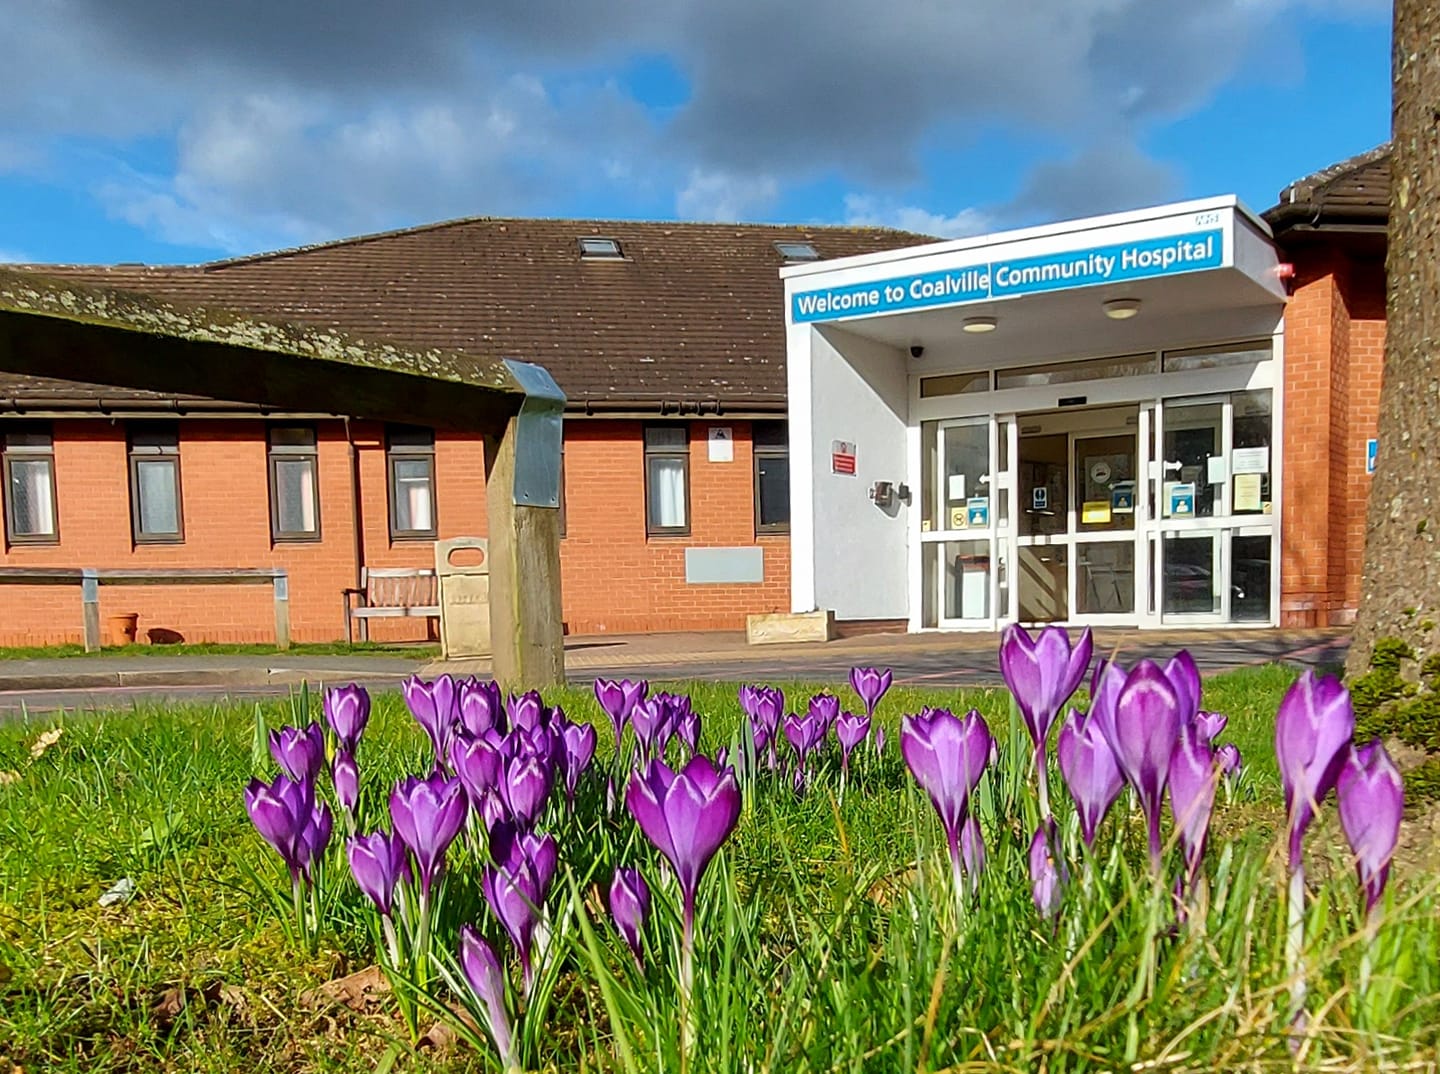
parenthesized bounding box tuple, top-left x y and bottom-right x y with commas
(344, 417, 365, 593)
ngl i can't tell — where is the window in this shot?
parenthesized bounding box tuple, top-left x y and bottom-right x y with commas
(1163, 340, 1272, 372)
(3, 423, 58, 544)
(387, 425, 437, 539)
(753, 421, 790, 534)
(268, 425, 320, 540)
(995, 352, 1158, 389)
(920, 371, 990, 398)
(128, 423, 183, 543)
(775, 241, 820, 262)
(644, 425, 689, 536)
(579, 237, 624, 259)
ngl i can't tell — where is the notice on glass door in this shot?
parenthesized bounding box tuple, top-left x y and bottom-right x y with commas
(1234, 473, 1263, 512)
(1231, 446, 1269, 474)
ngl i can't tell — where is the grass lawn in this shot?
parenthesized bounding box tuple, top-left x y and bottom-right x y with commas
(0, 665, 1434, 1072)
(0, 640, 438, 661)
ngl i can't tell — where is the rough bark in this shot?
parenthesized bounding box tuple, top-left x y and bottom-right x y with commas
(1347, 0, 1440, 679)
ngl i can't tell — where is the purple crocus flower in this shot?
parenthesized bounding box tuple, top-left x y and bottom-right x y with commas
(999, 624, 1092, 818)
(626, 755, 741, 944)
(631, 697, 673, 758)
(332, 749, 360, 816)
(1275, 671, 1355, 872)
(674, 705, 701, 754)
(450, 733, 502, 815)
(507, 691, 546, 732)
(1163, 651, 1202, 726)
(1194, 711, 1228, 744)
(849, 667, 893, 720)
(808, 693, 840, 735)
(297, 802, 332, 882)
(1216, 743, 1242, 777)
(609, 866, 651, 968)
(1103, 661, 1183, 873)
(740, 685, 784, 768)
(595, 678, 648, 750)
(497, 752, 554, 828)
(389, 772, 467, 897)
(402, 675, 458, 766)
(562, 721, 598, 803)
(960, 814, 985, 879)
(458, 678, 504, 737)
(323, 685, 370, 753)
(244, 773, 315, 882)
(483, 825, 557, 985)
(460, 926, 516, 1068)
(1168, 723, 1218, 889)
(1336, 740, 1403, 914)
(834, 712, 871, 771)
(347, 828, 409, 917)
(269, 723, 325, 784)
(1029, 819, 1064, 920)
(1057, 708, 1124, 849)
(874, 727, 886, 755)
(783, 711, 825, 767)
(901, 707, 993, 898)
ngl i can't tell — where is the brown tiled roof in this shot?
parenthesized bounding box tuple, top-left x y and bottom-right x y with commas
(1263, 145, 1390, 235)
(6, 217, 933, 412)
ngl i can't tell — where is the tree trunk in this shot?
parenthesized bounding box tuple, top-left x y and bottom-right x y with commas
(1347, 0, 1440, 679)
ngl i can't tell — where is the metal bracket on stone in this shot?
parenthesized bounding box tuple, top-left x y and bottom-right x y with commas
(502, 359, 566, 508)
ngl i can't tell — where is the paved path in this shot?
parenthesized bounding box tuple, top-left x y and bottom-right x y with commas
(0, 628, 1349, 716)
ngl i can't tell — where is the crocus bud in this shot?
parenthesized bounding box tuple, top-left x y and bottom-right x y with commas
(402, 675, 458, 767)
(323, 685, 370, 753)
(269, 723, 325, 784)
(507, 691, 546, 732)
(1194, 710, 1228, 744)
(460, 926, 515, 1068)
(1336, 740, 1403, 914)
(1168, 723, 1217, 888)
(1102, 661, 1182, 873)
(451, 733, 503, 813)
(609, 866, 650, 967)
(901, 708, 992, 895)
(244, 773, 314, 882)
(348, 828, 408, 917)
(562, 722, 598, 803)
(1057, 708, 1123, 849)
(458, 678, 504, 737)
(1216, 743, 1242, 777)
(1275, 671, 1354, 872)
(1029, 820, 1064, 920)
(332, 749, 359, 815)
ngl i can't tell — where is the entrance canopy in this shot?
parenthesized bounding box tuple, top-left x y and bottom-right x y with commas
(781, 198, 1287, 632)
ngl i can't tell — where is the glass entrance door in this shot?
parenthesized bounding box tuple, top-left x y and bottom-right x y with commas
(1014, 410, 1142, 626)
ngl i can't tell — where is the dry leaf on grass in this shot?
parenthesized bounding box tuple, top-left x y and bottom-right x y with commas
(0, 771, 19, 786)
(29, 728, 62, 761)
(301, 964, 391, 1012)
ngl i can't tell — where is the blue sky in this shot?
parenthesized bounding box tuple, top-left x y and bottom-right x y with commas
(0, 1, 1391, 267)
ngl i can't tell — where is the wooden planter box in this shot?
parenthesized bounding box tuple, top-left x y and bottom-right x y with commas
(745, 609, 835, 645)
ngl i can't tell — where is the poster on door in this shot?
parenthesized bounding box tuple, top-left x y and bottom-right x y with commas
(1168, 482, 1196, 517)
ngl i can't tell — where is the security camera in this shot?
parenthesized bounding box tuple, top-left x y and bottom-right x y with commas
(909, 344, 925, 359)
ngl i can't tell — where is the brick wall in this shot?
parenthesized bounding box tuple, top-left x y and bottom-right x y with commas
(1279, 250, 1386, 627)
(0, 416, 789, 645)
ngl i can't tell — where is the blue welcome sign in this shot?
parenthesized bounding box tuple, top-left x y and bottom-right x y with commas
(791, 230, 1224, 324)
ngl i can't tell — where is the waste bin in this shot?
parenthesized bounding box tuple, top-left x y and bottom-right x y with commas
(436, 537, 491, 659)
(956, 553, 990, 620)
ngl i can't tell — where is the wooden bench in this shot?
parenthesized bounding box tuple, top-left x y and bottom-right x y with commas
(343, 567, 439, 643)
(0, 566, 291, 651)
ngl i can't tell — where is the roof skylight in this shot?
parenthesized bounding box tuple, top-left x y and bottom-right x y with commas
(579, 236, 624, 259)
(775, 241, 820, 262)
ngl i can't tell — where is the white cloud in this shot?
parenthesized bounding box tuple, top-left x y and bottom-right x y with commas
(0, 0, 1388, 255)
(0, 249, 33, 264)
(843, 195, 994, 239)
(676, 169, 779, 222)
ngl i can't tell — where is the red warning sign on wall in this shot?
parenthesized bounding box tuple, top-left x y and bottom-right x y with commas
(831, 440, 856, 475)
